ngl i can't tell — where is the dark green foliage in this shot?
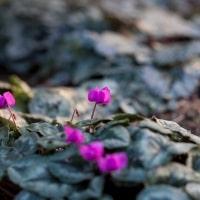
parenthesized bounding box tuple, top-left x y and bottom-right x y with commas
(0, 113, 200, 199)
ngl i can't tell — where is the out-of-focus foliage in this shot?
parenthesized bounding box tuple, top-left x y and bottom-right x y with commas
(0, 0, 200, 117)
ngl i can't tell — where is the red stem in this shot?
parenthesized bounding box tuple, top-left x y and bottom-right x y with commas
(89, 103, 97, 132)
(70, 108, 79, 123)
(90, 103, 97, 121)
(70, 109, 76, 123)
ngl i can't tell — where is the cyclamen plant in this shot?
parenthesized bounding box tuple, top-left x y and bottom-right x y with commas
(1, 82, 198, 200)
(64, 86, 128, 173)
(88, 87, 111, 132)
(1, 88, 128, 174)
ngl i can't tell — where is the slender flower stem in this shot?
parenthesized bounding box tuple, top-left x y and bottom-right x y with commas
(70, 109, 76, 123)
(90, 103, 97, 121)
(70, 108, 79, 123)
(89, 103, 97, 133)
(7, 105, 17, 128)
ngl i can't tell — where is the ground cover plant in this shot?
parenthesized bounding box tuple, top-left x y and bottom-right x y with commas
(0, 80, 200, 200)
(0, 0, 200, 199)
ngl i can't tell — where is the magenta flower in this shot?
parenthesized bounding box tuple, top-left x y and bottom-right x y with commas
(0, 91, 17, 128)
(3, 91, 16, 107)
(88, 87, 100, 103)
(64, 126, 85, 145)
(0, 91, 16, 109)
(79, 141, 104, 161)
(97, 152, 128, 173)
(88, 87, 111, 105)
(0, 95, 6, 108)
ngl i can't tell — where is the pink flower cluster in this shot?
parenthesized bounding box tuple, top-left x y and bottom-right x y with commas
(64, 86, 128, 172)
(64, 126, 128, 173)
(0, 91, 16, 108)
(88, 87, 111, 105)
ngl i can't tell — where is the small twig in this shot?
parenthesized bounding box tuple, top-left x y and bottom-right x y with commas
(7, 105, 17, 129)
(70, 108, 80, 123)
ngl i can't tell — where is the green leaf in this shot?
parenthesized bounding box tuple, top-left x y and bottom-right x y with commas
(95, 125, 130, 149)
(8, 155, 72, 198)
(112, 167, 146, 184)
(14, 133, 38, 155)
(8, 155, 49, 184)
(137, 185, 190, 200)
(69, 176, 104, 200)
(0, 133, 37, 179)
(15, 191, 45, 200)
(37, 138, 67, 150)
(147, 163, 200, 186)
(128, 128, 181, 169)
(0, 151, 7, 179)
(0, 146, 24, 179)
(0, 127, 9, 146)
(48, 162, 93, 184)
(48, 146, 79, 161)
(20, 122, 60, 137)
(75, 119, 111, 128)
(19, 123, 67, 150)
(20, 180, 72, 199)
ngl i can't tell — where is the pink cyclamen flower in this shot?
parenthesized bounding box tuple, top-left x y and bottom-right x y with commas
(64, 126, 85, 145)
(97, 152, 128, 173)
(88, 87, 111, 105)
(0, 95, 6, 108)
(79, 141, 104, 161)
(0, 91, 16, 109)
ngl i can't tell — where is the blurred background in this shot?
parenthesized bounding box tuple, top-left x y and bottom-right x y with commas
(0, 0, 200, 133)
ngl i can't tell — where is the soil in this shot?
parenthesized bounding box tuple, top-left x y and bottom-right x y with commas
(158, 89, 200, 136)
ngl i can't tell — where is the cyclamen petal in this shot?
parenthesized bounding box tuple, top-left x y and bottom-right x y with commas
(3, 92, 16, 107)
(98, 152, 128, 173)
(88, 86, 111, 105)
(88, 87, 100, 102)
(79, 141, 104, 161)
(101, 87, 111, 104)
(0, 92, 16, 109)
(64, 126, 85, 145)
(0, 95, 6, 108)
(96, 90, 105, 104)
(64, 126, 74, 136)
